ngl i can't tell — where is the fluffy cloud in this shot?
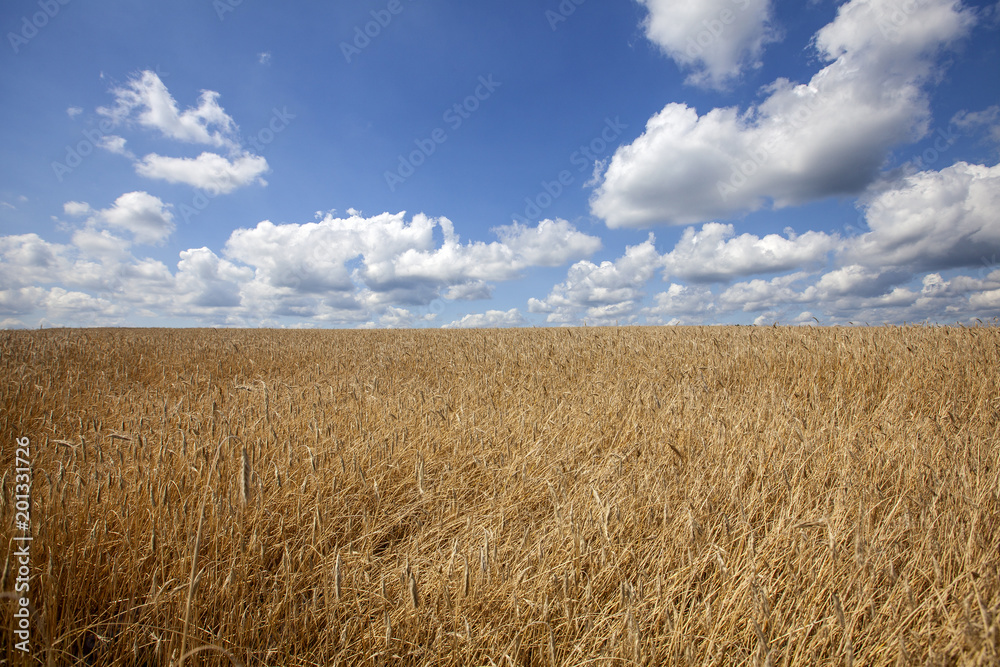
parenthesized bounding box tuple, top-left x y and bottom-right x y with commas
(443, 308, 526, 329)
(98, 70, 239, 150)
(494, 219, 602, 267)
(95, 70, 270, 195)
(847, 162, 1000, 272)
(718, 272, 809, 313)
(638, 0, 778, 88)
(641, 284, 715, 324)
(224, 213, 601, 312)
(175, 247, 253, 309)
(528, 235, 661, 324)
(95, 191, 176, 245)
(0, 234, 71, 290)
(135, 152, 269, 193)
(592, 0, 976, 227)
(662, 222, 839, 282)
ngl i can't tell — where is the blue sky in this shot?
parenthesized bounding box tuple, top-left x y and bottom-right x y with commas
(1, 0, 999, 328)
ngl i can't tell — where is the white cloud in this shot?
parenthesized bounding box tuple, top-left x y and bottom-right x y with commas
(94, 191, 175, 245)
(98, 135, 133, 157)
(494, 219, 602, 267)
(175, 247, 252, 309)
(135, 152, 269, 193)
(718, 272, 810, 313)
(528, 235, 661, 324)
(0, 287, 46, 318)
(592, 0, 976, 227)
(258, 52, 272, 66)
(222, 212, 600, 319)
(847, 161, 1000, 272)
(63, 201, 92, 217)
(43, 287, 123, 323)
(66, 106, 83, 118)
(0, 234, 70, 290)
(642, 283, 715, 324)
(638, 0, 778, 88)
(969, 288, 1000, 310)
(445, 280, 493, 301)
(98, 70, 239, 150)
(443, 308, 526, 329)
(662, 222, 839, 281)
(811, 265, 905, 299)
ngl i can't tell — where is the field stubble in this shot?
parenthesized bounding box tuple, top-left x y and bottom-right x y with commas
(0, 326, 998, 665)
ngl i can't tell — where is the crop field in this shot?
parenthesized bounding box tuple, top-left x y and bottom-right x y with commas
(1, 326, 998, 665)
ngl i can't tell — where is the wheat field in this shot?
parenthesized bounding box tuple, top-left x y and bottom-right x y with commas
(0, 326, 998, 665)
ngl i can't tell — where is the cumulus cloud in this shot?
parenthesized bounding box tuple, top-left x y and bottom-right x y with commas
(223, 213, 601, 312)
(98, 135, 133, 157)
(175, 247, 252, 309)
(638, 0, 778, 88)
(592, 0, 976, 227)
(135, 152, 269, 193)
(98, 70, 239, 150)
(528, 235, 661, 324)
(641, 283, 715, 324)
(662, 222, 839, 282)
(494, 219, 603, 267)
(63, 201, 92, 217)
(94, 191, 176, 245)
(94, 70, 270, 195)
(443, 308, 526, 329)
(847, 161, 1000, 272)
(0, 234, 71, 290)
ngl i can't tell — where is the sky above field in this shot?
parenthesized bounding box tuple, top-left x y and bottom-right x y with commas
(1, 0, 999, 328)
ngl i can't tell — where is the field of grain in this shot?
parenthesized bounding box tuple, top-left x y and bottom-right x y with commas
(1, 326, 998, 665)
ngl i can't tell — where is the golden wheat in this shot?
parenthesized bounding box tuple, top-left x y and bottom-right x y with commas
(0, 326, 997, 665)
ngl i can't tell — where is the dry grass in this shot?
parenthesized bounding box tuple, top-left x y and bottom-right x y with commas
(1, 326, 998, 666)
